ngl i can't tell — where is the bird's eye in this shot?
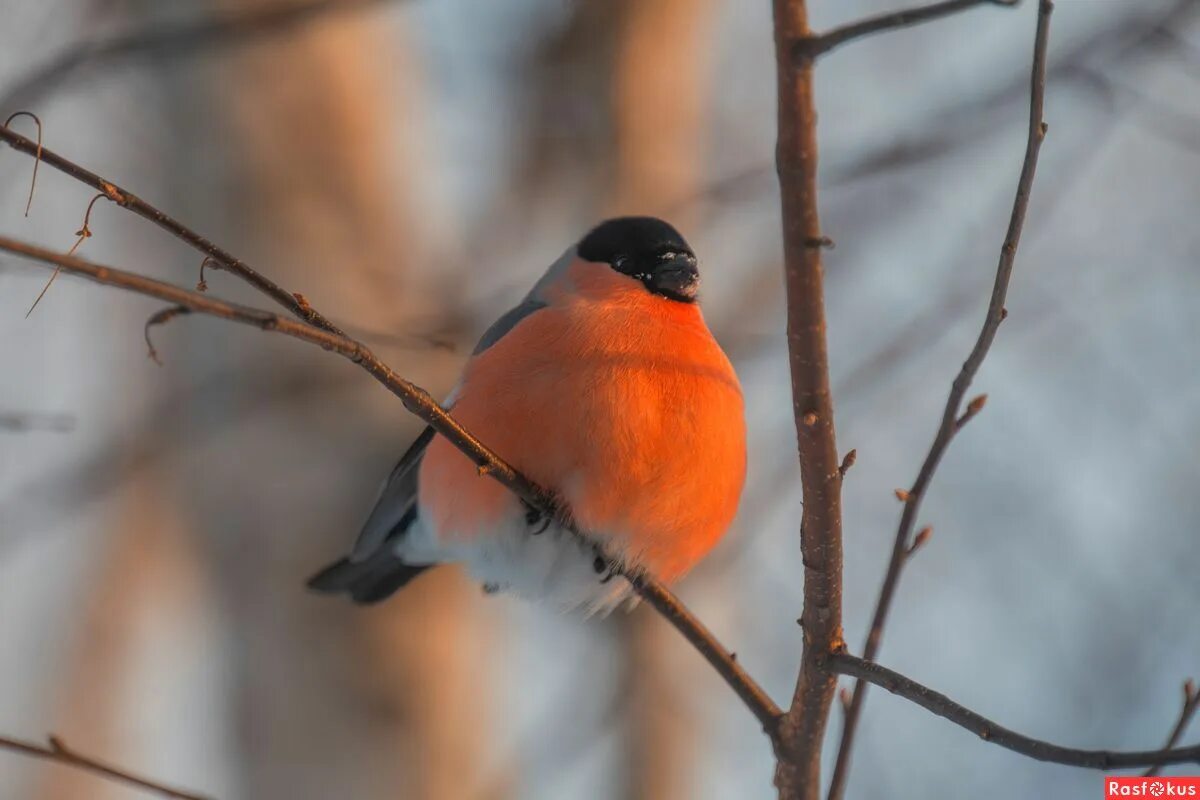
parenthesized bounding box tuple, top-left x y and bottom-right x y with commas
(613, 255, 629, 270)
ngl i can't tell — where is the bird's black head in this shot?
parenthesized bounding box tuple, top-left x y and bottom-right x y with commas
(577, 216, 699, 303)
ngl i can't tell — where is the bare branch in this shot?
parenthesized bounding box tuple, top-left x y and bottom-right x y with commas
(0, 733, 209, 800)
(626, 576, 784, 735)
(794, 0, 1019, 61)
(771, 1, 845, 795)
(0, 233, 784, 738)
(828, 3, 1055, 798)
(1145, 679, 1199, 777)
(827, 653, 1200, 770)
(0, 124, 343, 334)
(0, 0, 395, 109)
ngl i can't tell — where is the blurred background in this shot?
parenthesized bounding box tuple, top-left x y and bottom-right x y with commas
(1, 0, 1198, 798)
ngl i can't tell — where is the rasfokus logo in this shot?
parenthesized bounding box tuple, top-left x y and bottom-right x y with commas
(1106, 777, 1200, 798)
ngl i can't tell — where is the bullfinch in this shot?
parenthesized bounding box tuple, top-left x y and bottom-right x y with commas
(308, 217, 746, 614)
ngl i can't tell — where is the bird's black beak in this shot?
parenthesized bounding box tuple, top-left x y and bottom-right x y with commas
(651, 253, 700, 302)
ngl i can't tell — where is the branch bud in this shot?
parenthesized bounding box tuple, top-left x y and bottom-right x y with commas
(907, 526, 933, 556)
(956, 394, 988, 430)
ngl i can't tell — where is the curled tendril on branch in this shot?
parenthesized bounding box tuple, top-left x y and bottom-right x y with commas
(3, 111, 42, 217)
(144, 305, 193, 365)
(196, 255, 220, 291)
(26, 191, 108, 317)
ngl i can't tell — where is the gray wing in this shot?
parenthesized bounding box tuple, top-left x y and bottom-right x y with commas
(350, 425, 434, 561)
(472, 297, 547, 354)
(473, 243, 575, 354)
(348, 244, 578, 561)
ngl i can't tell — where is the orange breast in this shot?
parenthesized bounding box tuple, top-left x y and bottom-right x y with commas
(418, 260, 746, 581)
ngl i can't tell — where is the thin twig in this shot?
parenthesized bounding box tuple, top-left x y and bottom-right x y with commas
(26, 191, 104, 317)
(794, 0, 1019, 61)
(827, 653, 1200, 770)
(1145, 679, 1199, 777)
(144, 306, 193, 365)
(0, 125, 344, 334)
(827, 4, 1055, 798)
(0, 733, 209, 800)
(771, 1, 845, 796)
(0, 233, 784, 738)
(2, 111, 41, 216)
(0, 0, 395, 109)
(627, 575, 784, 736)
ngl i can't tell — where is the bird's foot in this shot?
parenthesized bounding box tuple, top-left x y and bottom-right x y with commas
(522, 499, 553, 535)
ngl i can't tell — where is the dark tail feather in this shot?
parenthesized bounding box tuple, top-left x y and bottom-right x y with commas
(307, 553, 431, 605)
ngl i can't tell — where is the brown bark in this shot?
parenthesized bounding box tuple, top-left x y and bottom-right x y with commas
(770, 2, 845, 798)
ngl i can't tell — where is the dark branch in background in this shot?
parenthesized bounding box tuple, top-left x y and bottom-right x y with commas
(1145, 680, 1199, 777)
(0, 366, 356, 557)
(0, 234, 783, 738)
(0, 412, 75, 433)
(0, 734, 208, 800)
(793, 0, 1019, 62)
(0, 123, 343, 334)
(827, 3, 1055, 798)
(828, 654, 1200, 770)
(0, 0, 394, 109)
(682, 0, 1191, 230)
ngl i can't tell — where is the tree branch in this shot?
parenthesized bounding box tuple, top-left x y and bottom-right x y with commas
(1145, 680, 1199, 777)
(827, 653, 1200, 770)
(0, 0, 394, 109)
(0, 733, 209, 800)
(0, 124, 343, 335)
(793, 0, 1019, 62)
(828, 3, 1055, 798)
(0, 233, 784, 738)
(626, 575, 784, 735)
(771, 2, 845, 797)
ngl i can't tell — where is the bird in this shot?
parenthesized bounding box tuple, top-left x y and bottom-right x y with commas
(308, 216, 746, 614)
